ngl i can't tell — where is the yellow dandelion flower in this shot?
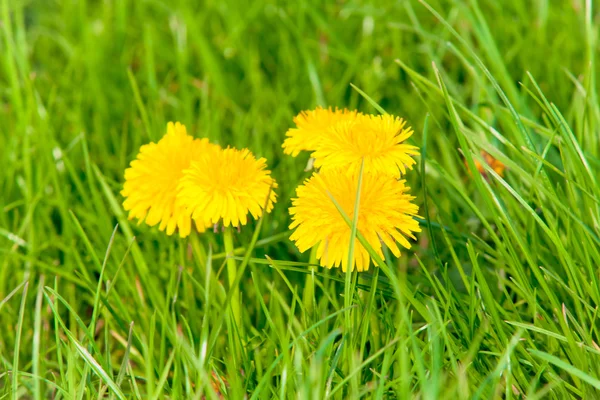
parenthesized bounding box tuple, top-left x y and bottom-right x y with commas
(121, 122, 219, 238)
(289, 168, 421, 272)
(311, 114, 420, 176)
(282, 107, 361, 157)
(177, 147, 277, 227)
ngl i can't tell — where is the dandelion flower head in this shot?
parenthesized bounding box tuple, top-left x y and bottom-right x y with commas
(122, 122, 220, 237)
(472, 150, 506, 178)
(289, 168, 421, 272)
(282, 107, 361, 157)
(311, 114, 419, 176)
(178, 147, 277, 227)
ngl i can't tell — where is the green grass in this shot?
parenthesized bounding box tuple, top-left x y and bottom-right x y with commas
(2, 0, 600, 398)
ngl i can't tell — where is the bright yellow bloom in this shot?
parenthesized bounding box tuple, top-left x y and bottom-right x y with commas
(282, 107, 361, 157)
(122, 122, 220, 237)
(177, 147, 277, 227)
(289, 168, 421, 272)
(311, 114, 419, 176)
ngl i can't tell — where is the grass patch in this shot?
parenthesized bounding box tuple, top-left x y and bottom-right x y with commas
(1, 0, 600, 398)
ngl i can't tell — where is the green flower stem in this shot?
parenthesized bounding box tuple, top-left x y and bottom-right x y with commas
(302, 246, 319, 313)
(224, 226, 242, 332)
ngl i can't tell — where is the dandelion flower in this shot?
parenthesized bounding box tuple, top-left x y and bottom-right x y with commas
(289, 168, 421, 272)
(469, 150, 506, 178)
(178, 147, 277, 227)
(121, 122, 219, 237)
(282, 107, 361, 157)
(312, 114, 419, 176)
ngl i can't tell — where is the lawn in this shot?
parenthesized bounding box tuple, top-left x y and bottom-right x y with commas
(2, 0, 600, 398)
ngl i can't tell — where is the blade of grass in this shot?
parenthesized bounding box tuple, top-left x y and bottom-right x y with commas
(12, 281, 29, 400)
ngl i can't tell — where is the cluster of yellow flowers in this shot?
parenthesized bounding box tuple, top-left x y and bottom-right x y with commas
(284, 107, 421, 272)
(122, 107, 421, 273)
(122, 122, 277, 238)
